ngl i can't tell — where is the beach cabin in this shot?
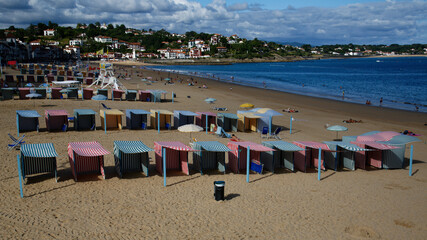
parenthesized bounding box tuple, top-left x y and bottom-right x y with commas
(1, 88, 14, 100)
(138, 90, 151, 102)
(35, 88, 47, 98)
(227, 141, 274, 174)
(5, 75, 14, 84)
(217, 113, 239, 132)
(126, 90, 138, 101)
(45, 110, 69, 132)
(27, 75, 35, 83)
(66, 88, 78, 99)
(18, 88, 30, 100)
(68, 141, 110, 181)
(249, 108, 282, 134)
(17, 75, 24, 84)
(150, 109, 173, 130)
(16, 110, 40, 136)
(36, 75, 44, 83)
(100, 109, 124, 131)
(126, 109, 150, 130)
(377, 134, 420, 169)
(192, 141, 231, 174)
(112, 89, 124, 101)
(51, 88, 62, 99)
(74, 109, 96, 131)
(83, 88, 94, 100)
(350, 131, 401, 169)
(323, 141, 372, 171)
(148, 89, 167, 102)
(196, 112, 217, 131)
(85, 77, 93, 85)
(154, 141, 195, 176)
(97, 89, 109, 99)
(237, 111, 261, 132)
(174, 110, 198, 128)
(292, 141, 330, 172)
(113, 141, 154, 177)
(19, 143, 58, 184)
(261, 141, 304, 172)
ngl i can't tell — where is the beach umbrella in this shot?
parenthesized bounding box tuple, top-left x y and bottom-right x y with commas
(92, 94, 108, 111)
(326, 125, 348, 139)
(240, 103, 254, 109)
(92, 94, 108, 101)
(204, 98, 216, 104)
(178, 124, 203, 140)
(26, 93, 42, 107)
(164, 78, 171, 81)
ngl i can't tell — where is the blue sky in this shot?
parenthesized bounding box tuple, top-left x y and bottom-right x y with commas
(0, 0, 426, 45)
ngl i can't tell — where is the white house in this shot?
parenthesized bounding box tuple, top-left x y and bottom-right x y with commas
(94, 36, 112, 43)
(44, 29, 55, 36)
(69, 39, 83, 46)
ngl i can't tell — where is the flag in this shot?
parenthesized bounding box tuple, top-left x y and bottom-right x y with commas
(96, 49, 104, 55)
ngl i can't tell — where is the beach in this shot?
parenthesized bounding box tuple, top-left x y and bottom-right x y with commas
(0, 63, 426, 239)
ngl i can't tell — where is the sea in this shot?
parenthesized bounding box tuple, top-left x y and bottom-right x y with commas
(149, 57, 427, 113)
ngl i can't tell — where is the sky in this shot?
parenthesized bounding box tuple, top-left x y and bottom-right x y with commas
(0, 0, 426, 45)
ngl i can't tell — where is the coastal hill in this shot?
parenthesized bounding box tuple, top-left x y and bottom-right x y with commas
(1, 22, 426, 63)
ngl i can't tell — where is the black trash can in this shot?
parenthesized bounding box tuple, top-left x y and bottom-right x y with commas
(214, 181, 225, 201)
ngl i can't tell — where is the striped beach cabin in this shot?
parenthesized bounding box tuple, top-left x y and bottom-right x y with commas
(154, 141, 195, 176)
(292, 141, 330, 172)
(350, 131, 401, 169)
(68, 141, 110, 181)
(261, 141, 304, 172)
(192, 141, 231, 174)
(45, 110, 69, 132)
(323, 141, 373, 171)
(227, 141, 274, 174)
(376, 134, 420, 169)
(19, 143, 58, 183)
(126, 109, 150, 130)
(113, 141, 154, 177)
(74, 109, 96, 131)
(16, 110, 40, 136)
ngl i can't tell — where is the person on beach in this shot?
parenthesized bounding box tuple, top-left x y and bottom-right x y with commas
(380, 97, 383, 105)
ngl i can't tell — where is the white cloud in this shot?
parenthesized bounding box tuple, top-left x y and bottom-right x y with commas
(0, 0, 426, 45)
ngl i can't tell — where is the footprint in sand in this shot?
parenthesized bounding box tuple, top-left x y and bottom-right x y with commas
(394, 219, 415, 228)
(384, 183, 411, 190)
(344, 225, 381, 239)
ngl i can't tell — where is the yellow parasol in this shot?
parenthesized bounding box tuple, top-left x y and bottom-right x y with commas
(240, 103, 254, 109)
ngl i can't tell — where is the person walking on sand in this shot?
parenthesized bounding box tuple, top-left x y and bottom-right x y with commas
(380, 97, 383, 105)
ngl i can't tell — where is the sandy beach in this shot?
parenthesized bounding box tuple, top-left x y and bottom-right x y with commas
(0, 62, 426, 239)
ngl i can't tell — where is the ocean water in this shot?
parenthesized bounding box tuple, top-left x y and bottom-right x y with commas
(150, 57, 427, 112)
